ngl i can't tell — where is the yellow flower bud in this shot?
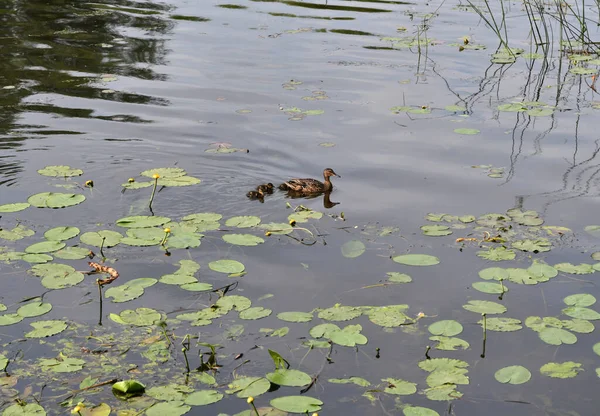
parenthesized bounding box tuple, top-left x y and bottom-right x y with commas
(289, 219, 297, 226)
(164, 228, 171, 233)
(128, 178, 135, 183)
(265, 231, 272, 236)
(247, 397, 254, 404)
(312, 413, 319, 416)
(85, 180, 94, 187)
(71, 407, 81, 414)
(152, 173, 160, 179)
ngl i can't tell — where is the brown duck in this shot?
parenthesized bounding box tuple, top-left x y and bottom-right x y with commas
(279, 168, 340, 194)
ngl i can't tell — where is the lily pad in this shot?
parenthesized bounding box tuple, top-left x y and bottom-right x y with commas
(538, 327, 577, 345)
(387, 272, 412, 283)
(226, 376, 271, 398)
(540, 361, 582, 378)
(421, 225, 452, 236)
(239, 307, 272, 320)
(277, 311, 313, 323)
(222, 234, 264, 246)
(428, 320, 463, 336)
(43, 226, 80, 241)
(225, 216, 261, 228)
(145, 401, 190, 416)
(392, 254, 440, 266)
(0, 225, 35, 241)
(477, 247, 516, 261)
(117, 308, 162, 326)
(158, 176, 201, 187)
(318, 305, 362, 321)
(472, 281, 507, 294)
(270, 396, 322, 414)
(0, 314, 24, 326)
(25, 319, 68, 338)
(141, 167, 186, 178)
(494, 365, 531, 384)
(29, 263, 84, 289)
(511, 239, 551, 253)
(429, 336, 470, 351)
(479, 267, 508, 280)
(39, 357, 84, 373)
(25, 241, 65, 254)
(2, 403, 46, 416)
(328, 377, 370, 387)
(37, 165, 83, 177)
(329, 324, 368, 347)
(80, 230, 123, 247)
(480, 317, 522, 332)
(17, 302, 52, 318)
(53, 246, 90, 260)
(463, 300, 506, 314)
(341, 240, 366, 258)
(403, 406, 440, 416)
(184, 390, 223, 406)
(266, 369, 312, 387)
(116, 216, 170, 228)
(453, 128, 480, 135)
(564, 293, 596, 307)
(382, 378, 417, 395)
(555, 263, 595, 274)
(28, 192, 85, 208)
(209, 259, 245, 274)
(366, 305, 409, 327)
(562, 306, 600, 320)
(288, 210, 323, 223)
(0, 203, 30, 213)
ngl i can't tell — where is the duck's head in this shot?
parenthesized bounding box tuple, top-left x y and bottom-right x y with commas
(323, 168, 340, 178)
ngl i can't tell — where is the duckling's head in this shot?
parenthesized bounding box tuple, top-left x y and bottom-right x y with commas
(323, 168, 340, 178)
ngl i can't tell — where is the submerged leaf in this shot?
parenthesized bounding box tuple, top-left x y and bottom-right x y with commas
(341, 240, 366, 258)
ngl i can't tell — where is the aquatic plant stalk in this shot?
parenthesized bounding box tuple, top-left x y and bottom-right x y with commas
(99, 236, 106, 259)
(149, 174, 159, 211)
(481, 313, 487, 358)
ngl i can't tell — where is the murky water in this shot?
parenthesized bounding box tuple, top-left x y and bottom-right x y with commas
(2, 0, 600, 415)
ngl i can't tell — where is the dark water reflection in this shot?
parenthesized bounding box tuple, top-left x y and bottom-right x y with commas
(2, 0, 600, 414)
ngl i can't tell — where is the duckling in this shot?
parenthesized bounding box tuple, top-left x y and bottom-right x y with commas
(246, 189, 265, 200)
(279, 168, 340, 194)
(257, 183, 274, 194)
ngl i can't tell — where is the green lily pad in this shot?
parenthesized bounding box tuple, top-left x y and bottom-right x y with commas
(158, 176, 201, 187)
(266, 369, 312, 387)
(116, 216, 170, 228)
(166, 234, 202, 249)
(259, 223, 293, 235)
(328, 377, 370, 387)
(277, 311, 313, 323)
(2, 403, 46, 416)
(121, 181, 153, 190)
(105, 278, 157, 303)
(226, 376, 271, 398)
(538, 327, 577, 345)
(494, 365, 531, 384)
(421, 225, 452, 236)
(527, 108, 554, 117)
(366, 305, 409, 327)
(0, 314, 24, 326)
(462, 300, 506, 314)
(29, 263, 84, 289)
(477, 247, 516, 261)
(562, 306, 600, 320)
(22, 254, 53, 264)
(392, 254, 440, 266)
(222, 234, 264, 246)
(141, 167, 186, 178)
(216, 295, 252, 312)
(145, 401, 190, 416)
(403, 406, 440, 416)
(239, 307, 272, 320)
(37, 165, 83, 177)
(563, 319, 594, 333)
(39, 357, 84, 373)
(419, 358, 469, 372)
(117, 308, 162, 326)
(28, 192, 85, 208)
(478, 267, 508, 280)
(527, 261, 558, 281)
(555, 263, 595, 274)
(511, 239, 551, 253)
(540, 361, 582, 378)
(181, 282, 213, 292)
(0, 203, 30, 213)
(209, 259, 245, 274)
(43, 226, 80, 241)
(564, 293, 596, 307)
(112, 380, 145, 398)
(445, 105, 466, 112)
(341, 240, 366, 258)
(225, 216, 261, 228)
(0, 225, 35, 241)
(498, 103, 526, 112)
(382, 378, 417, 395)
(429, 336, 470, 351)
(146, 384, 194, 401)
(80, 230, 123, 247)
(25, 319, 68, 338)
(570, 67, 598, 75)
(160, 273, 197, 285)
(53, 246, 90, 260)
(17, 302, 52, 318)
(288, 210, 323, 223)
(507, 208, 543, 226)
(472, 281, 507, 294)
(270, 396, 322, 414)
(428, 320, 463, 336)
(387, 272, 412, 283)
(453, 128, 480, 135)
(480, 317, 522, 332)
(426, 369, 469, 388)
(329, 324, 368, 347)
(423, 384, 463, 401)
(310, 323, 341, 339)
(184, 390, 223, 406)
(318, 305, 362, 321)
(25, 241, 65, 254)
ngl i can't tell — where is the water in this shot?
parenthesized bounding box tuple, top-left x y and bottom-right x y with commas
(2, 0, 600, 415)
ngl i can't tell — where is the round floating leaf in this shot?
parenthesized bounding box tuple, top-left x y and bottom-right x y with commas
(121, 181, 152, 190)
(39, 357, 84, 373)
(328, 377, 370, 387)
(222, 234, 264, 246)
(266, 369, 312, 387)
(0, 314, 24, 326)
(570, 67, 598, 75)
(25, 241, 65, 254)
(527, 261, 558, 280)
(166, 234, 202, 249)
(418, 358, 469, 373)
(141, 167, 186, 179)
(182, 212, 222, 223)
(421, 225, 452, 236)
(126, 228, 164, 241)
(382, 378, 417, 395)
(22, 254, 53, 264)
(0, 225, 34, 241)
(260, 222, 293, 235)
(453, 128, 480, 135)
(480, 317, 521, 332)
(555, 262, 595, 274)
(498, 103, 526, 112)
(403, 406, 440, 416)
(17, 302, 52, 318)
(29, 263, 84, 289)
(184, 390, 223, 406)
(225, 216, 261, 228)
(477, 247, 516, 261)
(288, 210, 323, 223)
(25, 320, 68, 338)
(239, 307, 272, 320)
(540, 362, 582, 378)
(562, 306, 600, 320)
(119, 308, 161, 326)
(181, 282, 213, 292)
(563, 319, 594, 333)
(367, 305, 409, 327)
(512, 239, 551, 253)
(216, 295, 252, 312)
(160, 274, 197, 285)
(2, 403, 46, 415)
(341, 240, 366, 258)
(277, 311, 313, 323)
(37, 165, 83, 177)
(120, 237, 160, 247)
(270, 396, 322, 414)
(424, 385, 463, 401)
(472, 281, 507, 294)
(594, 342, 600, 356)
(429, 336, 470, 351)
(428, 320, 463, 336)
(80, 230, 122, 247)
(105, 285, 144, 303)
(43, 226, 79, 241)
(158, 176, 201, 187)
(116, 216, 170, 228)
(462, 300, 506, 314)
(54, 247, 90, 260)
(426, 370, 469, 388)
(227, 376, 271, 398)
(146, 401, 190, 416)
(494, 365, 531, 384)
(318, 305, 362, 322)
(28, 192, 85, 208)
(387, 272, 412, 283)
(0, 203, 30, 213)
(310, 323, 341, 339)
(527, 108, 554, 117)
(392, 254, 440, 266)
(564, 293, 596, 307)
(209, 259, 245, 274)
(539, 328, 577, 345)
(445, 105, 466, 112)
(329, 324, 368, 347)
